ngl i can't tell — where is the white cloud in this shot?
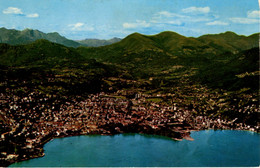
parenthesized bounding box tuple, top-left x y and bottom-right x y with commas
(150, 7, 214, 26)
(247, 10, 260, 18)
(3, 7, 23, 14)
(166, 20, 183, 25)
(206, 21, 228, 26)
(150, 19, 182, 25)
(191, 17, 212, 22)
(68, 22, 94, 31)
(3, 7, 40, 18)
(150, 11, 187, 25)
(228, 10, 259, 24)
(158, 11, 173, 17)
(182, 7, 210, 14)
(230, 17, 259, 24)
(152, 11, 187, 22)
(123, 23, 137, 29)
(157, 11, 186, 18)
(123, 20, 150, 29)
(72, 22, 84, 29)
(26, 13, 39, 18)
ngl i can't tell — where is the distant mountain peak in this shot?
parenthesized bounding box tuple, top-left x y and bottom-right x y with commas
(77, 37, 121, 47)
(111, 37, 121, 40)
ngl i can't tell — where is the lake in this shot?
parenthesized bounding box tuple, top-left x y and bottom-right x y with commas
(10, 130, 260, 167)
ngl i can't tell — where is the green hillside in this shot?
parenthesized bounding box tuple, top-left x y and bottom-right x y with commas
(76, 31, 259, 91)
(195, 47, 259, 91)
(0, 39, 82, 67)
(0, 30, 258, 93)
(0, 40, 118, 96)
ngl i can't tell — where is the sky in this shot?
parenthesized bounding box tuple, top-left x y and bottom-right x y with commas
(0, 0, 259, 40)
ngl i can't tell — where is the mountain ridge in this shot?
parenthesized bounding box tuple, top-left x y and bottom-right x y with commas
(77, 30, 259, 62)
(0, 27, 258, 50)
(0, 27, 81, 48)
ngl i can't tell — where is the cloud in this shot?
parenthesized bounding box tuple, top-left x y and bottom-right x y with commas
(247, 10, 260, 18)
(206, 21, 228, 26)
(123, 20, 150, 29)
(229, 10, 259, 24)
(230, 17, 259, 24)
(166, 20, 183, 25)
(158, 11, 173, 17)
(150, 18, 183, 25)
(68, 22, 94, 31)
(157, 11, 186, 18)
(122, 8, 216, 31)
(3, 7, 23, 15)
(122, 23, 137, 29)
(72, 22, 84, 29)
(151, 10, 215, 25)
(150, 11, 187, 25)
(191, 17, 212, 22)
(151, 11, 187, 22)
(26, 13, 39, 18)
(182, 7, 210, 14)
(3, 7, 40, 18)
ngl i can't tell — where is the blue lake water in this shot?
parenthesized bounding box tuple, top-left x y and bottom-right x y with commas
(10, 130, 260, 167)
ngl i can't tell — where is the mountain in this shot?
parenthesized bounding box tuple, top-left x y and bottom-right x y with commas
(77, 32, 175, 78)
(78, 31, 259, 60)
(77, 31, 259, 88)
(0, 30, 258, 91)
(0, 27, 81, 48)
(78, 37, 121, 47)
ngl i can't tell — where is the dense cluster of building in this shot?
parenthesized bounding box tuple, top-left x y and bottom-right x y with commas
(0, 87, 259, 166)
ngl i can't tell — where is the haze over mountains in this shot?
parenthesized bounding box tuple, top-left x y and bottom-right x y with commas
(1, 27, 258, 50)
(0, 27, 122, 47)
(77, 37, 121, 47)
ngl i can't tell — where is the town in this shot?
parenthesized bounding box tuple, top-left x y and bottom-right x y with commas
(0, 81, 259, 166)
